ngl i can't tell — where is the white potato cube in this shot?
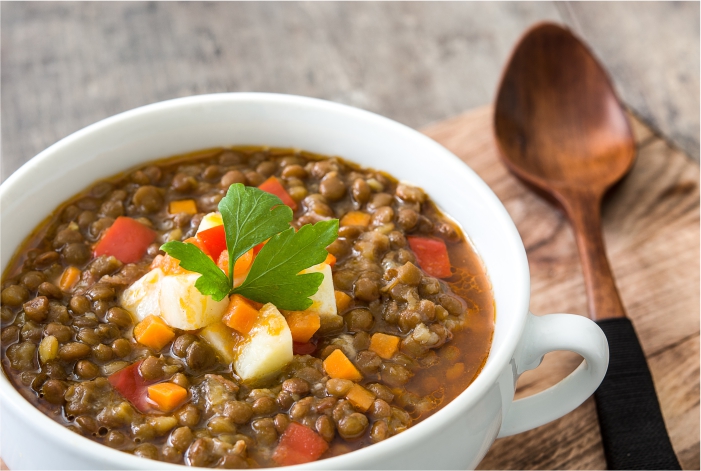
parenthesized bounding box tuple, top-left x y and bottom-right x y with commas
(199, 322, 238, 364)
(299, 263, 338, 319)
(197, 212, 223, 233)
(119, 268, 164, 322)
(159, 272, 229, 330)
(234, 303, 293, 382)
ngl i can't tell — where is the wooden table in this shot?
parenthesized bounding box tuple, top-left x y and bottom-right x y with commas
(422, 106, 699, 469)
(1, 106, 698, 470)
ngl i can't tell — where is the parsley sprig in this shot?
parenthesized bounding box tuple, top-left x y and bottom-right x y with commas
(161, 183, 339, 310)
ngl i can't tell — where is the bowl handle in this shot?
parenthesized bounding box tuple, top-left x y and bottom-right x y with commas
(497, 312, 609, 437)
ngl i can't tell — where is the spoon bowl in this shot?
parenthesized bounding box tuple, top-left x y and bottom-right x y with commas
(494, 23, 635, 198)
(493, 22, 682, 470)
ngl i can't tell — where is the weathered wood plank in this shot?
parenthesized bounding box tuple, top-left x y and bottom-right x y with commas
(422, 105, 699, 470)
(558, 1, 700, 161)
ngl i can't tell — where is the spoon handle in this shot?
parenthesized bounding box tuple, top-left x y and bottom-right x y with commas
(595, 318, 681, 470)
(564, 192, 626, 321)
(565, 194, 681, 469)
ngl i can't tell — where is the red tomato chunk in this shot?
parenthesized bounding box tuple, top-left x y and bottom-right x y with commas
(258, 176, 298, 210)
(273, 422, 329, 466)
(407, 236, 452, 279)
(93, 216, 157, 264)
(107, 360, 156, 413)
(196, 225, 227, 259)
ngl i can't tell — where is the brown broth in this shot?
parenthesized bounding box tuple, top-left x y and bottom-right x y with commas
(1, 146, 494, 466)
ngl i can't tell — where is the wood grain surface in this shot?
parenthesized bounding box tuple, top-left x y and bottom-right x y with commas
(422, 106, 699, 470)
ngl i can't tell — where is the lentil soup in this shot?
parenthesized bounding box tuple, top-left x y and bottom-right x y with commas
(1, 147, 494, 468)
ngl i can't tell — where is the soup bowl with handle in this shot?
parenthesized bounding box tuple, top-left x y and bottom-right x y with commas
(0, 93, 609, 469)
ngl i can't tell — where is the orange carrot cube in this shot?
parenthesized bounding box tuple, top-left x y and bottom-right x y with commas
(334, 291, 352, 313)
(286, 311, 321, 343)
(340, 211, 371, 227)
(59, 266, 81, 292)
(134, 315, 175, 351)
(222, 294, 260, 335)
(168, 199, 198, 215)
(147, 382, 188, 412)
(323, 349, 362, 382)
(345, 383, 376, 412)
(324, 253, 337, 267)
(217, 248, 253, 278)
(369, 333, 400, 360)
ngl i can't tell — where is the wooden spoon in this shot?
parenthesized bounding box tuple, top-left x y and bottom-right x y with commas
(494, 23, 681, 470)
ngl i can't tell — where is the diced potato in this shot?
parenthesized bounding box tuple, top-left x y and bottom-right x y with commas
(234, 303, 293, 382)
(120, 268, 164, 322)
(197, 212, 223, 234)
(159, 272, 229, 330)
(38, 335, 58, 364)
(199, 322, 239, 363)
(298, 263, 337, 319)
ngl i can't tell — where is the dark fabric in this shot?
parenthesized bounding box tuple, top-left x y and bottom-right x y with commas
(595, 318, 681, 470)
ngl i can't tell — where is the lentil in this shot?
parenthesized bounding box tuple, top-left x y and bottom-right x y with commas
(1, 146, 494, 469)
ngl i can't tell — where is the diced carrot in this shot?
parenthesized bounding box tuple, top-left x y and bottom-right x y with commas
(217, 249, 253, 278)
(147, 382, 189, 412)
(134, 315, 175, 351)
(273, 422, 329, 466)
(168, 199, 198, 215)
(222, 294, 260, 335)
(334, 291, 352, 313)
(324, 253, 337, 267)
(152, 253, 186, 275)
(322, 349, 362, 381)
(286, 311, 321, 343)
(258, 176, 297, 210)
(407, 236, 452, 279)
(369, 333, 400, 360)
(345, 383, 376, 412)
(235, 249, 254, 276)
(340, 211, 371, 227)
(217, 250, 228, 274)
(59, 266, 81, 292)
(196, 225, 227, 259)
(93, 216, 157, 264)
(149, 254, 165, 270)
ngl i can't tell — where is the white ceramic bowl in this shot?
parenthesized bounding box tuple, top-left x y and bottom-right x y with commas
(0, 93, 609, 470)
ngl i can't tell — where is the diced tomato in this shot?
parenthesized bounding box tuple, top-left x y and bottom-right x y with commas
(272, 422, 329, 466)
(293, 340, 317, 355)
(407, 236, 452, 279)
(196, 225, 227, 259)
(258, 176, 297, 210)
(253, 240, 268, 257)
(93, 217, 157, 264)
(107, 360, 157, 413)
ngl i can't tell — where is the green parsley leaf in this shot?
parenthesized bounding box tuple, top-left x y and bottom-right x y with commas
(218, 184, 293, 284)
(160, 240, 231, 301)
(161, 183, 339, 309)
(232, 219, 339, 310)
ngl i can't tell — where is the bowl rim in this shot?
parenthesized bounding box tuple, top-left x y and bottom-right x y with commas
(0, 92, 530, 469)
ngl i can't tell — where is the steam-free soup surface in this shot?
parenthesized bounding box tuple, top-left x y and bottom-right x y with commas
(1, 147, 493, 467)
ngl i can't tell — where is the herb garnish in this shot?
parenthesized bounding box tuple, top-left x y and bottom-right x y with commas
(161, 184, 339, 310)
